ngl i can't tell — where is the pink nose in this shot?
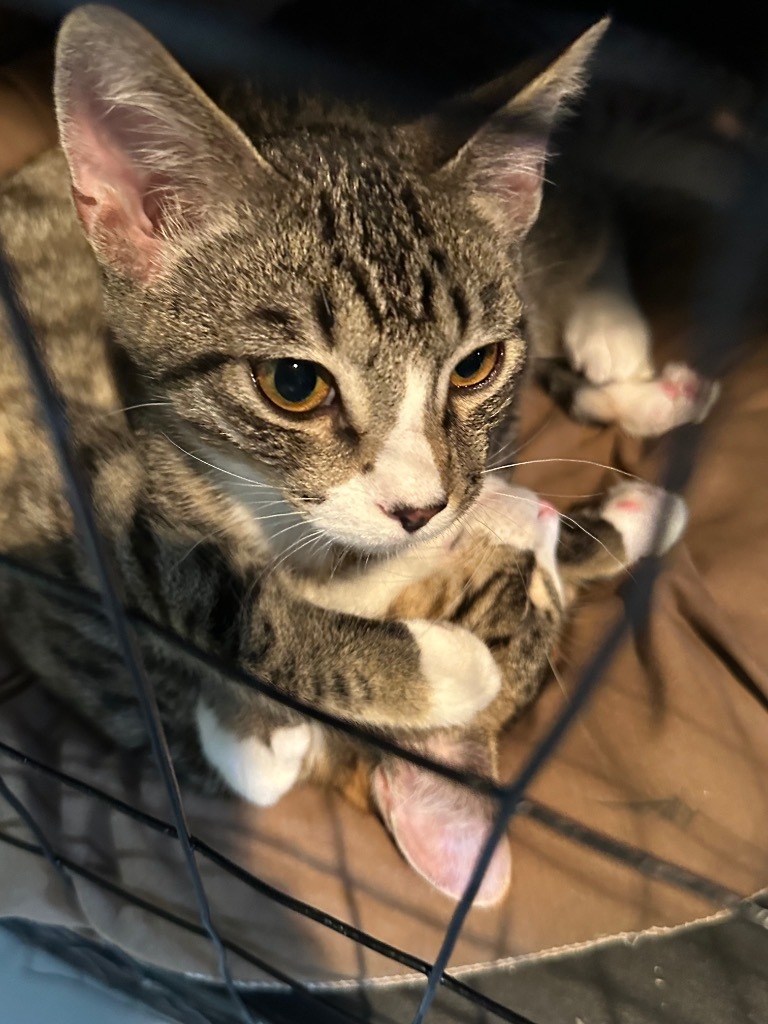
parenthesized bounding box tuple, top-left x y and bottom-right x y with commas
(387, 501, 447, 533)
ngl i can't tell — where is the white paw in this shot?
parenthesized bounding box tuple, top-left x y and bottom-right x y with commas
(408, 621, 501, 727)
(473, 479, 560, 554)
(573, 362, 720, 438)
(196, 702, 311, 806)
(601, 482, 688, 563)
(533, 499, 561, 571)
(563, 290, 654, 385)
(652, 362, 720, 430)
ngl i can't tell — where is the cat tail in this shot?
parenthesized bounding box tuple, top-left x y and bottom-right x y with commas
(372, 733, 511, 906)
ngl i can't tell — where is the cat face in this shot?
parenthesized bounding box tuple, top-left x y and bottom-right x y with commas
(55, 6, 607, 556)
(135, 169, 527, 554)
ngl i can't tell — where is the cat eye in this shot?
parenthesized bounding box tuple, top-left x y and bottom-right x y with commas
(253, 358, 336, 413)
(450, 342, 502, 389)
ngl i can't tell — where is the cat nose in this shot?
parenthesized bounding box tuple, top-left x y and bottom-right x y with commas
(387, 501, 447, 533)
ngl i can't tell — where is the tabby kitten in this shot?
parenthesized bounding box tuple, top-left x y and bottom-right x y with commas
(289, 476, 687, 904)
(0, 6, 606, 801)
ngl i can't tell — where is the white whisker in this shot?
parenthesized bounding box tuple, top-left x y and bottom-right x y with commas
(535, 491, 603, 499)
(240, 509, 306, 523)
(161, 433, 270, 488)
(487, 412, 555, 469)
(269, 530, 327, 577)
(265, 513, 323, 545)
(483, 457, 644, 482)
(94, 401, 172, 419)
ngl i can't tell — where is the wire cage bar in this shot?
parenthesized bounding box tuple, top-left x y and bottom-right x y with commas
(1, 3, 768, 1023)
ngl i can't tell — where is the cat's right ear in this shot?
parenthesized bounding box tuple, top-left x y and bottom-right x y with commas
(55, 5, 275, 283)
(428, 19, 609, 239)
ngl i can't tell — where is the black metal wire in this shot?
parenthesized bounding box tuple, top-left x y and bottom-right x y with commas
(0, 772, 71, 888)
(3, 537, 768, 1019)
(0, 5, 766, 1023)
(1, 567, 766, 931)
(0, 830, 373, 1024)
(0, 550, 502, 796)
(0, 246, 254, 1024)
(410, 75, 768, 1024)
(520, 800, 768, 930)
(410, 561, 657, 1024)
(4, 731, 764, 1023)
(0, 826, 538, 1024)
(0, 248, 543, 1024)
(4, 917, 237, 1024)
(0, 157, 759, 1024)
(410, 200, 768, 1024)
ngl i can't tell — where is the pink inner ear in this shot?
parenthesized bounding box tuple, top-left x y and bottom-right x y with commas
(488, 151, 545, 233)
(373, 758, 511, 907)
(64, 99, 167, 280)
(466, 121, 549, 236)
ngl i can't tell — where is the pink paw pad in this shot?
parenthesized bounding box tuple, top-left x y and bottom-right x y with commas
(537, 501, 558, 520)
(601, 483, 689, 562)
(660, 377, 699, 401)
(612, 498, 642, 512)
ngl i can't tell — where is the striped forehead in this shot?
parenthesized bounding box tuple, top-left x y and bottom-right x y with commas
(307, 262, 471, 368)
(311, 174, 477, 355)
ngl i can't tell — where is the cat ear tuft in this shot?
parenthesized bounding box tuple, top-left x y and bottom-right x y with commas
(372, 736, 511, 906)
(438, 19, 610, 238)
(54, 5, 272, 283)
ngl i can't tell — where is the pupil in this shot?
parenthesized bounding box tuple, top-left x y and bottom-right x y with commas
(274, 360, 317, 403)
(456, 348, 485, 379)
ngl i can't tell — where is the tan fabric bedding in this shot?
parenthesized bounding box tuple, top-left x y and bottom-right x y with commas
(1, 55, 767, 987)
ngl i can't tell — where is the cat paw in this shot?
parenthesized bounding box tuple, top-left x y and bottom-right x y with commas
(600, 482, 688, 563)
(572, 362, 720, 438)
(472, 479, 544, 549)
(196, 702, 312, 806)
(408, 621, 501, 727)
(655, 362, 720, 426)
(563, 290, 654, 385)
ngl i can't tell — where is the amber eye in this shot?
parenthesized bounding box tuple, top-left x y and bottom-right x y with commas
(253, 358, 335, 413)
(450, 342, 502, 389)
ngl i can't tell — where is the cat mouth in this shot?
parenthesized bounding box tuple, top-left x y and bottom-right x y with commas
(323, 509, 458, 557)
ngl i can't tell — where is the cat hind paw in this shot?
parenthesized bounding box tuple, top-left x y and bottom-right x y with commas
(573, 362, 720, 437)
(196, 703, 311, 806)
(563, 290, 654, 385)
(600, 482, 688, 563)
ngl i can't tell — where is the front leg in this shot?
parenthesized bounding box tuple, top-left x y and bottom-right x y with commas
(196, 572, 501, 806)
(558, 480, 689, 589)
(561, 233, 654, 386)
(387, 485, 564, 729)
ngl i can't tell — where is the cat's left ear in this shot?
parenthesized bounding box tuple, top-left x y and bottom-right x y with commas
(434, 19, 609, 238)
(54, 5, 277, 284)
